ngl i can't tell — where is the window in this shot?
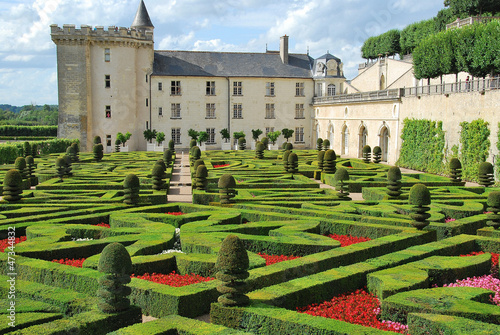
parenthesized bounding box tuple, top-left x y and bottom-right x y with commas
(146, 75, 148, 83)
(266, 82, 275, 96)
(206, 103, 216, 119)
(233, 82, 242, 96)
(106, 135, 112, 147)
(328, 84, 336, 96)
(171, 103, 181, 118)
(158, 107, 163, 116)
(171, 81, 181, 95)
(296, 82, 305, 96)
(158, 82, 163, 91)
(265, 127, 275, 137)
(206, 128, 216, 144)
(105, 105, 111, 118)
(233, 103, 242, 119)
(171, 128, 181, 144)
(206, 81, 215, 95)
(295, 104, 304, 119)
(265, 103, 275, 119)
(146, 98, 148, 107)
(295, 127, 304, 143)
(105, 75, 110, 88)
(104, 48, 110, 62)
(316, 83, 323, 97)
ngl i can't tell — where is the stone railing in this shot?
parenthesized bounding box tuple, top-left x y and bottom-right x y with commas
(404, 76, 500, 97)
(313, 88, 403, 105)
(446, 16, 500, 30)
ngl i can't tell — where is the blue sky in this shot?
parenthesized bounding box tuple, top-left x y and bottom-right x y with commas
(0, 0, 445, 106)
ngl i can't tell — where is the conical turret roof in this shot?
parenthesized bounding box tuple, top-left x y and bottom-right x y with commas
(131, 0, 154, 29)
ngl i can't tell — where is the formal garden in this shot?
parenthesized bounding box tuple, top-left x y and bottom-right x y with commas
(0, 138, 499, 334)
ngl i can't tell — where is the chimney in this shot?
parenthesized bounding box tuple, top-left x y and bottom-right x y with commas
(280, 35, 289, 64)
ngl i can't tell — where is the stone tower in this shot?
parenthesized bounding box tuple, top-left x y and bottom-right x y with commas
(51, 0, 154, 151)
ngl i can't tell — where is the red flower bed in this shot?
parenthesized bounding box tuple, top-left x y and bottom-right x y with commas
(0, 236, 27, 252)
(131, 271, 214, 287)
(297, 288, 408, 333)
(52, 258, 86, 268)
(166, 212, 185, 216)
(257, 253, 301, 266)
(461, 251, 499, 276)
(327, 234, 371, 247)
(213, 164, 230, 168)
(92, 223, 110, 228)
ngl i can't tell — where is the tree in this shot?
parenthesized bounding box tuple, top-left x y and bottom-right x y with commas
(220, 128, 230, 143)
(251, 129, 263, 141)
(198, 131, 209, 145)
(143, 129, 156, 143)
(267, 131, 281, 145)
(445, 0, 500, 17)
(281, 128, 294, 142)
(155, 132, 166, 146)
(188, 129, 199, 141)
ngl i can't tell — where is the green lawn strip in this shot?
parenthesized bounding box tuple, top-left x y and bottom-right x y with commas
(407, 312, 500, 334)
(0, 313, 62, 335)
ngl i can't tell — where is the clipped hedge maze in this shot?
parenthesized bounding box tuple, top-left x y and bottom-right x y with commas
(1, 148, 500, 334)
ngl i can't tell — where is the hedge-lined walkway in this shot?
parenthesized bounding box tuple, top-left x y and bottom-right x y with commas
(168, 151, 192, 203)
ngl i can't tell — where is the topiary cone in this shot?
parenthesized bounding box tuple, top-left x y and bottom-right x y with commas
(372, 146, 382, 163)
(255, 141, 265, 159)
(334, 167, 350, 199)
(195, 165, 208, 190)
(288, 152, 298, 174)
(486, 191, 500, 229)
(323, 149, 337, 174)
(449, 158, 462, 183)
(408, 184, 431, 230)
(282, 150, 291, 171)
(478, 162, 494, 187)
(386, 166, 402, 199)
(93, 143, 104, 162)
(2, 169, 23, 202)
(215, 235, 250, 307)
(316, 138, 323, 151)
(362, 145, 371, 163)
(97, 243, 132, 313)
(55, 157, 66, 181)
(238, 137, 246, 151)
(218, 174, 236, 204)
(152, 164, 166, 190)
(123, 174, 140, 205)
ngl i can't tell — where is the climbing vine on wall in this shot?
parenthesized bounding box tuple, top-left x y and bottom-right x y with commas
(459, 119, 490, 182)
(497, 123, 500, 181)
(398, 119, 446, 174)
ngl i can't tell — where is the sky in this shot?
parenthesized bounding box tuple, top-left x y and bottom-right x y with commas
(0, 0, 446, 106)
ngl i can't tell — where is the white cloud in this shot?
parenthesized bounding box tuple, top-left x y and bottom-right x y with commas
(3, 54, 35, 62)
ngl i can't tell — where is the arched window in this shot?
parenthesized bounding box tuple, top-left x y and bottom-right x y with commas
(327, 123, 334, 149)
(342, 125, 349, 156)
(380, 74, 386, 90)
(327, 84, 336, 96)
(358, 126, 367, 158)
(379, 126, 389, 162)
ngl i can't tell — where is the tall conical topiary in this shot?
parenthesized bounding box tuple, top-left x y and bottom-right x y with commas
(282, 150, 291, 171)
(449, 158, 462, 183)
(115, 139, 121, 152)
(372, 146, 382, 163)
(189, 139, 197, 149)
(192, 159, 204, 187)
(478, 162, 494, 187)
(31, 143, 38, 158)
(261, 137, 269, 149)
(317, 151, 325, 171)
(288, 152, 298, 174)
(23, 142, 31, 158)
(168, 139, 175, 153)
(55, 157, 66, 181)
(14, 157, 28, 182)
(25, 155, 37, 186)
(323, 139, 330, 150)
(190, 146, 201, 166)
(317, 138, 323, 151)
(218, 174, 236, 204)
(71, 142, 79, 162)
(163, 149, 173, 168)
(285, 142, 293, 151)
(195, 165, 208, 190)
(2, 169, 23, 202)
(151, 164, 166, 191)
(386, 166, 402, 199)
(255, 141, 265, 159)
(94, 136, 102, 144)
(63, 155, 72, 176)
(486, 191, 500, 230)
(123, 174, 140, 205)
(215, 235, 250, 307)
(334, 167, 350, 199)
(93, 143, 104, 162)
(323, 149, 337, 174)
(97, 243, 132, 313)
(362, 145, 371, 163)
(238, 137, 246, 150)
(66, 145, 77, 162)
(408, 184, 431, 230)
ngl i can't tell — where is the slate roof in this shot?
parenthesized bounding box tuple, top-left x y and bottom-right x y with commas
(153, 51, 314, 78)
(131, 0, 154, 29)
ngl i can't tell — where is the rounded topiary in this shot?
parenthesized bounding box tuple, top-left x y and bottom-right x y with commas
(334, 167, 350, 199)
(71, 142, 79, 162)
(486, 191, 500, 229)
(55, 157, 66, 181)
(193, 159, 205, 172)
(255, 141, 265, 159)
(285, 142, 293, 151)
(281, 142, 287, 150)
(362, 145, 371, 163)
(23, 142, 31, 158)
(123, 174, 140, 205)
(66, 145, 76, 162)
(287, 152, 298, 174)
(317, 151, 325, 171)
(372, 146, 382, 163)
(317, 138, 323, 151)
(408, 184, 431, 230)
(63, 155, 73, 176)
(323, 139, 330, 150)
(2, 169, 23, 202)
(93, 136, 102, 144)
(478, 162, 494, 187)
(189, 139, 197, 149)
(97, 242, 132, 313)
(261, 137, 269, 149)
(115, 139, 121, 152)
(218, 174, 236, 204)
(151, 164, 166, 191)
(93, 143, 104, 162)
(25, 155, 37, 186)
(215, 234, 250, 307)
(168, 139, 175, 152)
(195, 165, 208, 190)
(449, 158, 462, 183)
(14, 157, 28, 180)
(386, 166, 402, 199)
(31, 143, 38, 158)
(155, 159, 167, 171)
(323, 149, 337, 174)
(238, 137, 246, 151)
(163, 149, 173, 168)
(282, 150, 291, 171)
(190, 146, 201, 166)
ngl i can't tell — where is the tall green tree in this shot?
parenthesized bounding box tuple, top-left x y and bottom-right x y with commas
(445, 0, 500, 17)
